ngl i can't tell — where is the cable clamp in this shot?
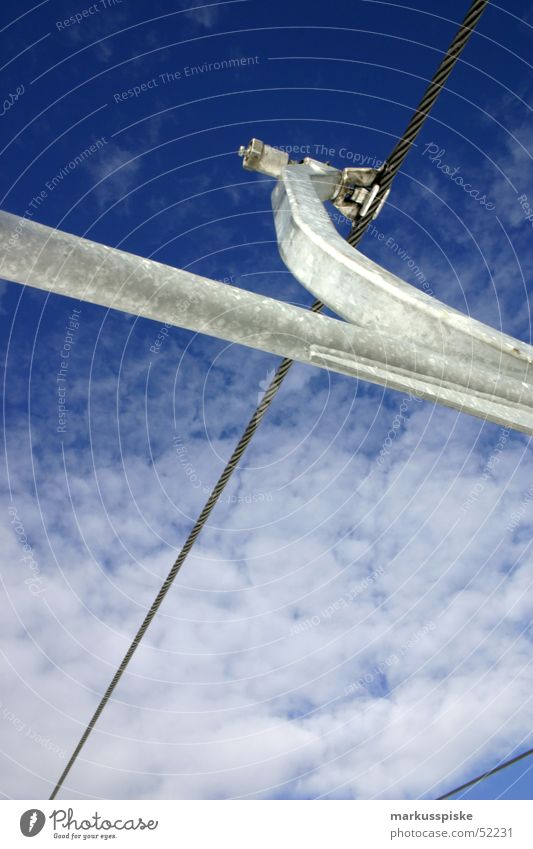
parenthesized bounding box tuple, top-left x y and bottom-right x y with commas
(238, 139, 390, 222)
(331, 167, 390, 222)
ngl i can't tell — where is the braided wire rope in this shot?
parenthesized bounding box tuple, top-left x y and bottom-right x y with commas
(348, 0, 489, 245)
(50, 0, 490, 800)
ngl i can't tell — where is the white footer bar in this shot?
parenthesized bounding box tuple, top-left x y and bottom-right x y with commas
(2, 799, 532, 847)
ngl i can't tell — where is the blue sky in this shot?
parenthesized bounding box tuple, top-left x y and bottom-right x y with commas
(1, 0, 533, 800)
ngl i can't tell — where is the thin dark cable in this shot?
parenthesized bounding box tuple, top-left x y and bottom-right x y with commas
(49, 303, 327, 800)
(348, 0, 489, 246)
(437, 746, 533, 800)
(50, 0, 489, 800)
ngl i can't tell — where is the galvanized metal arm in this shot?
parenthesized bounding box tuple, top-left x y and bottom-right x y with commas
(241, 139, 533, 435)
(1, 138, 532, 434)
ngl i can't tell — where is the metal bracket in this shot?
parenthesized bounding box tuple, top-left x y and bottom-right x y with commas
(238, 138, 292, 178)
(239, 137, 389, 221)
(330, 166, 390, 221)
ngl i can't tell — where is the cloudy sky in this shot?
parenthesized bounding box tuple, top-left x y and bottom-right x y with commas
(1, 0, 533, 800)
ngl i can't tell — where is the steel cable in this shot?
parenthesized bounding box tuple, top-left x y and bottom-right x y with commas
(437, 746, 533, 800)
(348, 0, 489, 245)
(50, 0, 489, 800)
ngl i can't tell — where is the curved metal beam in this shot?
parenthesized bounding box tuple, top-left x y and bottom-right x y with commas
(273, 163, 533, 433)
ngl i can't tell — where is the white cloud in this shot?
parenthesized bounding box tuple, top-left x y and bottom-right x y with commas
(2, 73, 533, 803)
(182, 1, 226, 32)
(1, 315, 533, 799)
